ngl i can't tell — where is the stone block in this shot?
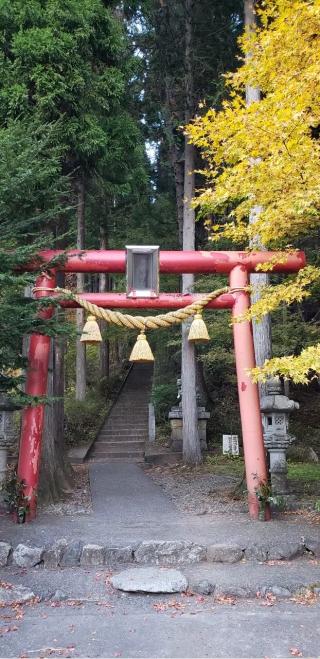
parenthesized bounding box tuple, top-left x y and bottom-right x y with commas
(134, 540, 206, 565)
(267, 542, 304, 561)
(43, 539, 67, 568)
(81, 544, 105, 566)
(215, 585, 256, 599)
(191, 579, 214, 595)
(111, 567, 188, 593)
(244, 544, 268, 562)
(260, 585, 291, 598)
(207, 544, 243, 563)
(0, 584, 35, 605)
(104, 546, 134, 565)
(51, 589, 68, 602)
(60, 541, 83, 567)
(0, 542, 11, 567)
(12, 544, 44, 567)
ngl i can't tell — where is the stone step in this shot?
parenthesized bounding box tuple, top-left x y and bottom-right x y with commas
(99, 426, 148, 437)
(94, 441, 145, 450)
(92, 442, 145, 451)
(110, 409, 148, 415)
(97, 437, 146, 444)
(90, 451, 145, 460)
(87, 457, 144, 463)
(107, 422, 147, 427)
(99, 430, 147, 437)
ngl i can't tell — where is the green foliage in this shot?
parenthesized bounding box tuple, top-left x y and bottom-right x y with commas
(1, 468, 30, 521)
(0, 0, 127, 170)
(64, 392, 108, 447)
(152, 383, 177, 423)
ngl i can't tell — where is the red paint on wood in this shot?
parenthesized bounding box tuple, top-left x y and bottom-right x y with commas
(57, 292, 235, 310)
(230, 265, 270, 521)
(33, 249, 305, 274)
(17, 273, 56, 520)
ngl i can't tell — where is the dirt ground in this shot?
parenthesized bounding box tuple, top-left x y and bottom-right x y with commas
(34, 458, 320, 526)
(38, 465, 92, 516)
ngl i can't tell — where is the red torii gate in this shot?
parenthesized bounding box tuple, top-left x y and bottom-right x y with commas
(18, 249, 305, 521)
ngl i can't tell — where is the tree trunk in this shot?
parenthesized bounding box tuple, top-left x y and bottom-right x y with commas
(99, 226, 110, 379)
(40, 337, 73, 503)
(182, 0, 201, 465)
(165, 78, 184, 246)
(245, 0, 272, 398)
(75, 175, 86, 401)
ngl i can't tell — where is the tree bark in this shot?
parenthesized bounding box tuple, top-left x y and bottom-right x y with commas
(182, 0, 201, 465)
(165, 78, 184, 246)
(99, 226, 110, 379)
(75, 175, 86, 401)
(245, 0, 272, 398)
(40, 337, 73, 503)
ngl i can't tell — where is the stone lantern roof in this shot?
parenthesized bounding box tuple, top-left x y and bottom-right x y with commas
(260, 379, 299, 413)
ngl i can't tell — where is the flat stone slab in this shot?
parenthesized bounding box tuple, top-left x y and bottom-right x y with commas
(111, 567, 188, 593)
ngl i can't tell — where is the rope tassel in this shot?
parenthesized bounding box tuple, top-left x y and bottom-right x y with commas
(80, 315, 102, 344)
(188, 313, 210, 343)
(129, 330, 154, 363)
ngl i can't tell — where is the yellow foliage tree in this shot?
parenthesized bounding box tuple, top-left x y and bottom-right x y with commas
(187, 0, 320, 383)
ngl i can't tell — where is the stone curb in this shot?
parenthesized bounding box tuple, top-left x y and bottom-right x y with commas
(0, 577, 319, 605)
(0, 537, 319, 569)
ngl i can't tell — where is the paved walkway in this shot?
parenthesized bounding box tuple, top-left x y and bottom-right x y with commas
(1, 463, 319, 547)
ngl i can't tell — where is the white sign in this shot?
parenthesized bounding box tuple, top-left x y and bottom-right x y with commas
(222, 434, 239, 456)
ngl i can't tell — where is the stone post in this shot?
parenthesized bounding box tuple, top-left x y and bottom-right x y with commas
(168, 380, 210, 452)
(0, 395, 19, 499)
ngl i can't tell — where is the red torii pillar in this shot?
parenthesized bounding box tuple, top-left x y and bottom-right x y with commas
(18, 249, 305, 521)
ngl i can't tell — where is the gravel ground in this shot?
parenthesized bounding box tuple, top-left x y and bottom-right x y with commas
(145, 464, 247, 515)
(38, 465, 92, 516)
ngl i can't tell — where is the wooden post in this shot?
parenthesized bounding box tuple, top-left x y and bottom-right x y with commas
(230, 265, 270, 520)
(17, 272, 56, 519)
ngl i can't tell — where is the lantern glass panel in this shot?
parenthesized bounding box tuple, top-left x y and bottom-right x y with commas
(126, 246, 159, 298)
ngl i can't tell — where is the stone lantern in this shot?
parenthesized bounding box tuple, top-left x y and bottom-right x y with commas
(260, 379, 299, 495)
(168, 379, 210, 452)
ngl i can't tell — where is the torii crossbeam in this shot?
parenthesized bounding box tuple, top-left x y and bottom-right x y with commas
(18, 249, 305, 522)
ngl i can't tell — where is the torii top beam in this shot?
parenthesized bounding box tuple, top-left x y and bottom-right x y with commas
(36, 249, 305, 274)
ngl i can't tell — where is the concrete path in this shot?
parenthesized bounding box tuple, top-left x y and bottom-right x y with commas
(1, 566, 320, 658)
(1, 462, 320, 548)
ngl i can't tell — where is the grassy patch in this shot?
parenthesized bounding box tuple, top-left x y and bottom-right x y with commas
(205, 454, 244, 476)
(287, 462, 320, 481)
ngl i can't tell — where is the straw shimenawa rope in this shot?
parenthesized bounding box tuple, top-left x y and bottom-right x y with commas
(52, 286, 232, 330)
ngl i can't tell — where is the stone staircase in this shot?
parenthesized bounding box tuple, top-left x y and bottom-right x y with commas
(88, 363, 153, 463)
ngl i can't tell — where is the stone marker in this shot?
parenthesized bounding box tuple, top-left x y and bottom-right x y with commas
(111, 567, 188, 593)
(13, 544, 44, 567)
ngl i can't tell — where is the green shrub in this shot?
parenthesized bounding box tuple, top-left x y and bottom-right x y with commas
(64, 394, 108, 447)
(152, 383, 177, 423)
